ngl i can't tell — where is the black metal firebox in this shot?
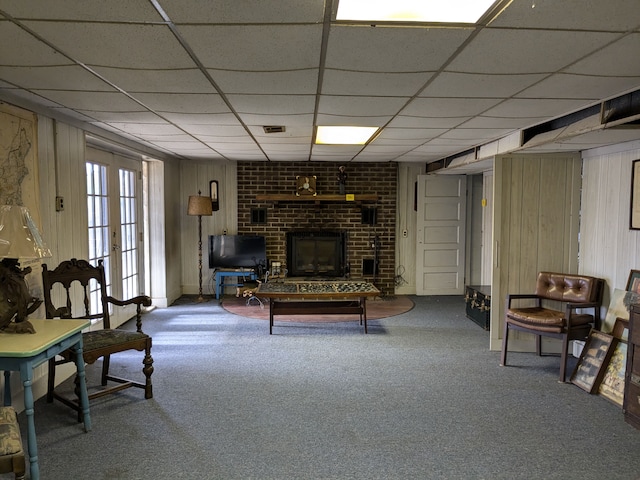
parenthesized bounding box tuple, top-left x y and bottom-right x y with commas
(286, 231, 346, 277)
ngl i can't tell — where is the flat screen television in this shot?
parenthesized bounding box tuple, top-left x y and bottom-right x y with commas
(208, 235, 267, 271)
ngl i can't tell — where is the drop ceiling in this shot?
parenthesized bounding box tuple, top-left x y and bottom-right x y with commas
(1, 0, 639, 164)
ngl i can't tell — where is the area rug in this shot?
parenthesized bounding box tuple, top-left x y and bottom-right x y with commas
(221, 295, 414, 322)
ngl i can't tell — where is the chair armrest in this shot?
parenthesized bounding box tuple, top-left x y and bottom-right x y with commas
(105, 295, 152, 332)
(506, 294, 542, 309)
(565, 301, 601, 329)
(105, 295, 152, 308)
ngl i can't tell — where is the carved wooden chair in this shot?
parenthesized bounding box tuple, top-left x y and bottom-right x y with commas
(41, 258, 153, 418)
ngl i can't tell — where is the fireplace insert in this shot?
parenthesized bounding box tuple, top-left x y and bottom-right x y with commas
(286, 231, 346, 277)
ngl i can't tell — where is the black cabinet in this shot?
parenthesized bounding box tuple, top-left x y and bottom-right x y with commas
(464, 285, 491, 330)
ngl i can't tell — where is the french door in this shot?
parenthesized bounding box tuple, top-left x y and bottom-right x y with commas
(86, 152, 145, 326)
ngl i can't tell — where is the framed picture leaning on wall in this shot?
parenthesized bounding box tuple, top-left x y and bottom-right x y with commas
(632, 159, 640, 229)
(626, 269, 640, 294)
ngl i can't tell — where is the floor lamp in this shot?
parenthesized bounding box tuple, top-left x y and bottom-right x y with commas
(187, 192, 213, 302)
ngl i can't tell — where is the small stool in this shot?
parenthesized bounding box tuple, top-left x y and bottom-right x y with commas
(0, 406, 25, 480)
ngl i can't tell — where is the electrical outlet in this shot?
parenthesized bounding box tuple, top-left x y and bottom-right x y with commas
(402, 229, 408, 238)
(55, 196, 64, 211)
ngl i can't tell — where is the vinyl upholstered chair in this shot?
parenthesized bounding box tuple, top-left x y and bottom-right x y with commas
(42, 258, 153, 419)
(501, 271, 604, 382)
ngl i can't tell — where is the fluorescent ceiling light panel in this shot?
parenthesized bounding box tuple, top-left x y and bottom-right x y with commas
(336, 0, 497, 24)
(316, 126, 379, 145)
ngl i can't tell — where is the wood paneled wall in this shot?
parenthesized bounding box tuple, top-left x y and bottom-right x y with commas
(490, 153, 583, 351)
(581, 141, 640, 306)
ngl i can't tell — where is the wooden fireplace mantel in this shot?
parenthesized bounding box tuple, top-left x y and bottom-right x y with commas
(255, 194, 378, 204)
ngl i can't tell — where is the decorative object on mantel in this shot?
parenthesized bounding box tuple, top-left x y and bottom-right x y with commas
(627, 269, 640, 294)
(296, 175, 316, 196)
(0, 205, 52, 333)
(337, 166, 347, 194)
(187, 192, 213, 302)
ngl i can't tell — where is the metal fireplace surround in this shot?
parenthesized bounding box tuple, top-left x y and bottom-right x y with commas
(286, 231, 346, 277)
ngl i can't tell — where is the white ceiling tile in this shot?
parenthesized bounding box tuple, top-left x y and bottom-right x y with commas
(325, 25, 474, 72)
(483, 98, 594, 119)
(516, 74, 640, 100)
(0, 22, 74, 65)
(375, 128, 449, 140)
(103, 123, 186, 136)
(318, 95, 409, 117)
(86, 111, 167, 123)
(31, 90, 144, 111)
(133, 93, 230, 114)
(388, 116, 469, 129)
(182, 125, 248, 136)
(402, 98, 502, 117)
(565, 34, 640, 77)
(22, 21, 193, 69)
(92, 67, 216, 94)
(162, 113, 241, 125)
(238, 113, 315, 126)
(423, 72, 547, 98)
(178, 25, 323, 71)
(322, 70, 433, 97)
(0, 0, 162, 21)
(490, 0, 640, 31)
(209, 69, 319, 95)
(160, 0, 324, 23)
(228, 95, 315, 115)
(447, 29, 620, 74)
(0, 65, 113, 91)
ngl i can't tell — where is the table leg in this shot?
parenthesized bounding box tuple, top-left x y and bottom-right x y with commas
(3, 370, 10, 406)
(269, 299, 274, 335)
(71, 341, 92, 432)
(362, 297, 368, 334)
(19, 363, 39, 480)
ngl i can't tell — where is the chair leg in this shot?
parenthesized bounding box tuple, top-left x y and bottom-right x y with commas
(46, 358, 56, 403)
(559, 334, 570, 382)
(535, 334, 543, 356)
(102, 354, 111, 386)
(500, 322, 510, 366)
(142, 343, 154, 399)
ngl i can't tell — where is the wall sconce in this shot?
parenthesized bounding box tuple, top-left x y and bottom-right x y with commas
(210, 180, 220, 212)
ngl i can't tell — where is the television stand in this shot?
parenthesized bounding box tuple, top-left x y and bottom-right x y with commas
(214, 268, 257, 302)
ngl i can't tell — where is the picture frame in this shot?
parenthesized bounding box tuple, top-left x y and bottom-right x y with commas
(611, 317, 629, 341)
(296, 175, 317, 196)
(597, 340, 627, 407)
(570, 329, 617, 393)
(632, 159, 640, 230)
(626, 269, 640, 294)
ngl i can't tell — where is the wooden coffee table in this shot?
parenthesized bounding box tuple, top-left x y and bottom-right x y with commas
(256, 281, 380, 334)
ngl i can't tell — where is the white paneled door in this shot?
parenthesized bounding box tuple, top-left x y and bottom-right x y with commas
(416, 174, 467, 295)
(86, 155, 145, 326)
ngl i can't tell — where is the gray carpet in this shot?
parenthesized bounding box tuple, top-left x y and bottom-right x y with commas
(9, 296, 640, 479)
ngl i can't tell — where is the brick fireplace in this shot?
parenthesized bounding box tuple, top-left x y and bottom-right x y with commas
(237, 161, 397, 295)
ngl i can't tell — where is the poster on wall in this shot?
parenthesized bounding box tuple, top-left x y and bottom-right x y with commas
(0, 102, 39, 210)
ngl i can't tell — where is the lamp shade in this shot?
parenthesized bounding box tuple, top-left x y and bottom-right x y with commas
(187, 195, 213, 216)
(0, 205, 51, 259)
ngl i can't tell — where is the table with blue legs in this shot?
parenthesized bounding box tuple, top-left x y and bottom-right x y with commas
(1, 319, 91, 480)
(214, 268, 257, 301)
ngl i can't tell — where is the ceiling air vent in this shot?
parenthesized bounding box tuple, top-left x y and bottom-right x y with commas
(263, 126, 285, 134)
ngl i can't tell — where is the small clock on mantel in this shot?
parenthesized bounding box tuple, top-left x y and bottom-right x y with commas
(296, 175, 317, 196)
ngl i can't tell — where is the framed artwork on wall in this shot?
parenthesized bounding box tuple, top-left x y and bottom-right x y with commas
(631, 159, 640, 229)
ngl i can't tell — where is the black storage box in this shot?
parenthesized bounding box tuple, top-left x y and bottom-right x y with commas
(464, 285, 491, 330)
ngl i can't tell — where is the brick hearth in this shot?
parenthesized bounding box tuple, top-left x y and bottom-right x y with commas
(237, 161, 397, 295)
